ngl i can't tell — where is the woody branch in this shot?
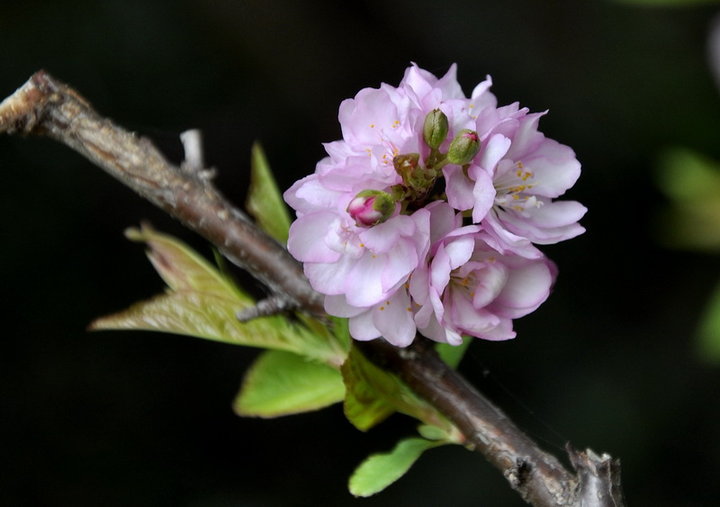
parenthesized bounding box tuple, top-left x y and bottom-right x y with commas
(0, 71, 623, 507)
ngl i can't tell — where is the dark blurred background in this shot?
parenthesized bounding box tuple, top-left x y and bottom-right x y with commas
(2, 1, 720, 505)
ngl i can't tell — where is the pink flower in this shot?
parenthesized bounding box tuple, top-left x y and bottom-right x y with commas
(284, 63, 582, 346)
(284, 64, 471, 319)
(287, 206, 431, 309)
(443, 106, 587, 256)
(409, 204, 556, 344)
(331, 63, 482, 184)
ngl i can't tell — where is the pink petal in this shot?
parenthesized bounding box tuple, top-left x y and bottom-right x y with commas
(443, 165, 475, 211)
(522, 140, 581, 198)
(324, 294, 366, 318)
(478, 133, 512, 172)
(349, 310, 382, 341)
(470, 167, 497, 223)
(287, 212, 342, 263)
(304, 256, 354, 295)
(373, 290, 417, 347)
(493, 261, 554, 316)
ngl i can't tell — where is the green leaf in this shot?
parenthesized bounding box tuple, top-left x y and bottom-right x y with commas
(341, 346, 396, 431)
(436, 336, 471, 369)
(246, 142, 292, 244)
(341, 345, 454, 432)
(123, 224, 250, 301)
(234, 350, 345, 417)
(90, 225, 346, 366)
(348, 438, 445, 497)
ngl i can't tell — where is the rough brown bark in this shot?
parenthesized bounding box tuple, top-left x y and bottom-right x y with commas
(0, 71, 624, 506)
(0, 70, 324, 316)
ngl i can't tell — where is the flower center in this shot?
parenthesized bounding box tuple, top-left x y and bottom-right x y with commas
(451, 271, 477, 300)
(494, 161, 543, 213)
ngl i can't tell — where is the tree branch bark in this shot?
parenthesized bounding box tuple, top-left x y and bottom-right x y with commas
(0, 71, 624, 507)
(0, 71, 324, 316)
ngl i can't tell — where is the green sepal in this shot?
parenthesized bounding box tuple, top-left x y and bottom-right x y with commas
(246, 142, 292, 244)
(234, 350, 345, 417)
(90, 225, 346, 366)
(348, 437, 446, 497)
(341, 344, 455, 433)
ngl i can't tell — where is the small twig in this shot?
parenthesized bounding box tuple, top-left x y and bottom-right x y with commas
(180, 128, 205, 172)
(568, 446, 625, 507)
(1, 71, 624, 506)
(180, 128, 216, 183)
(236, 295, 292, 321)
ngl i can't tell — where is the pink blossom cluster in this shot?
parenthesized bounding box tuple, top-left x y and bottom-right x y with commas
(284, 64, 585, 347)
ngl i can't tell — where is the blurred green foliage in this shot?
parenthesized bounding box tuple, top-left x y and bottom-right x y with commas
(657, 148, 720, 251)
(613, 0, 719, 5)
(657, 148, 720, 363)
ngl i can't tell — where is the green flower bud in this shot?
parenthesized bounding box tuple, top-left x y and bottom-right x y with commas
(423, 109, 449, 149)
(447, 129, 480, 166)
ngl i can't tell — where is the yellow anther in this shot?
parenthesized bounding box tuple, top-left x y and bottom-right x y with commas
(512, 171, 532, 184)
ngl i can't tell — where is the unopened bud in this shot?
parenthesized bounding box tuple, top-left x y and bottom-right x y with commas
(447, 129, 480, 165)
(423, 109, 449, 149)
(347, 190, 395, 227)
